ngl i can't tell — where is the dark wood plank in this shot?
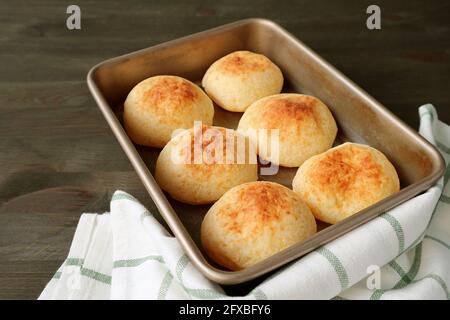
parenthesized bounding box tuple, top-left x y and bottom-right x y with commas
(0, 0, 449, 299)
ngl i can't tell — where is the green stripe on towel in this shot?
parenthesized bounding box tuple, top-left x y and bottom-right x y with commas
(175, 254, 190, 282)
(252, 288, 268, 300)
(370, 244, 423, 300)
(420, 108, 435, 122)
(65, 258, 84, 266)
(393, 243, 422, 289)
(157, 271, 173, 300)
(316, 247, 349, 290)
(331, 295, 348, 300)
(380, 213, 405, 254)
(111, 193, 139, 203)
(388, 260, 408, 279)
(185, 288, 226, 299)
(174, 254, 226, 299)
(113, 255, 165, 268)
(80, 268, 112, 285)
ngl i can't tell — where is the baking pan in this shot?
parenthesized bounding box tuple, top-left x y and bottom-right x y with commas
(87, 18, 445, 285)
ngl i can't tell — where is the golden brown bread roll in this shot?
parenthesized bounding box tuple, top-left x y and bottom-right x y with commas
(124, 75, 214, 148)
(202, 51, 283, 112)
(292, 142, 400, 224)
(238, 93, 338, 167)
(201, 181, 317, 270)
(155, 125, 258, 205)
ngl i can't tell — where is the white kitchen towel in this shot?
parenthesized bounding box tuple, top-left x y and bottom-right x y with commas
(39, 104, 449, 300)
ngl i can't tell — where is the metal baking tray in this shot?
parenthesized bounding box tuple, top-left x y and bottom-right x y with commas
(87, 18, 445, 285)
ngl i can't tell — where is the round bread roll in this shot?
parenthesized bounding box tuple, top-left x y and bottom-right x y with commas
(202, 51, 283, 112)
(201, 181, 317, 270)
(292, 142, 400, 224)
(155, 125, 258, 205)
(238, 93, 338, 167)
(124, 75, 214, 148)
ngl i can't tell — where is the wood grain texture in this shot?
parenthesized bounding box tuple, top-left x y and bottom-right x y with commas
(0, 0, 449, 299)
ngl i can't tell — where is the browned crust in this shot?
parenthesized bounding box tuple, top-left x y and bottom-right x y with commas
(143, 76, 198, 112)
(178, 125, 248, 166)
(311, 145, 383, 196)
(217, 182, 294, 235)
(260, 96, 319, 126)
(217, 51, 271, 74)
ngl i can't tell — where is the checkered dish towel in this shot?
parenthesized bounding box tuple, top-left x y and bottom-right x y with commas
(39, 104, 449, 300)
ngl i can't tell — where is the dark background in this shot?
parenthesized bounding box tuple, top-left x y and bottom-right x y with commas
(0, 0, 449, 299)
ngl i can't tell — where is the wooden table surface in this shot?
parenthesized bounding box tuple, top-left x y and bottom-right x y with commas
(0, 0, 448, 299)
